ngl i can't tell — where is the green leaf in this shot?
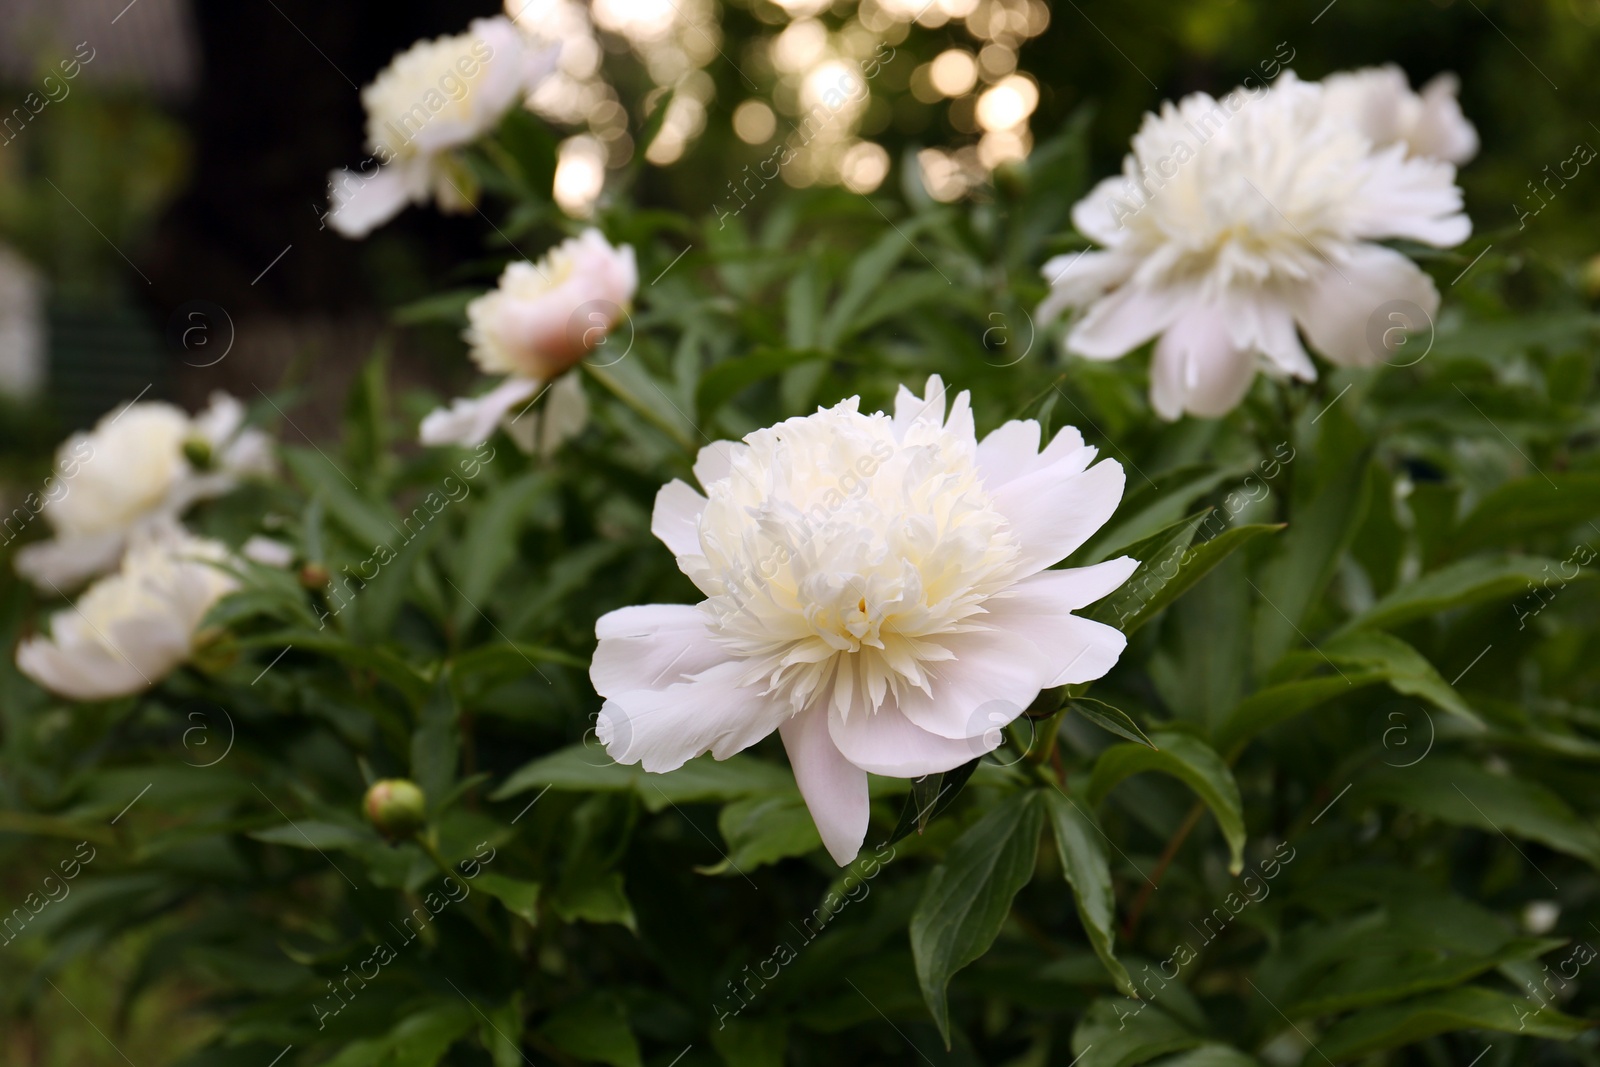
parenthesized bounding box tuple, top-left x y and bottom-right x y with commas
(1286, 935, 1559, 1016)
(1042, 787, 1135, 996)
(1070, 697, 1157, 749)
(882, 757, 982, 847)
(1102, 522, 1284, 636)
(695, 346, 828, 421)
(819, 220, 932, 348)
(541, 994, 642, 1067)
(701, 792, 822, 875)
(549, 870, 636, 931)
(1217, 631, 1480, 754)
(1449, 473, 1600, 552)
(412, 670, 459, 815)
(248, 820, 372, 851)
(452, 471, 552, 621)
(1357, 756, 1600, 869)
(583, 360, 696, 453)
(493, 739, 793, 811)
(1085, 513, 1206, 631)
(711, 1016, 789, 1067)
(392, 288, 480, 327)
(1253, 415, 1371, 671)
(281, 446, 395, 548)
(910, 790, 1044, 1046)
(1337, 554, 1590, 635)
(1089, 732, 1246, 874)
(473, 872, 540, 928)
(1318, 986, 1590, 1061)
(1070, 999, 1203, 1067)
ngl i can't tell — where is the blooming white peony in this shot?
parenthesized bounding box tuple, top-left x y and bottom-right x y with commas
(420, 229, 635, 449)
(16, 531, 240, 701)
(1039, 72, 1471, 420)
(327, 16, 557, 238)
(1322, 65, 1478, 165)
(590, 376, 1136, 865)
(15, 393, 274, 590)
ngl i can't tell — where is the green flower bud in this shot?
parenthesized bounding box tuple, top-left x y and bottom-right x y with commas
(364, 779, 426, 839)
(182, 436, 215, 470)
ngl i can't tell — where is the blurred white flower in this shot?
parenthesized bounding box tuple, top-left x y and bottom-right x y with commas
(241, 535, 295, 568)
(1039, 72, 1470, 420)
(591, 376, 1134, 865)
(420, 230, 634, 449)
(16, 531, 239, 702)
(327, 16, 557, 238)
(16, 393, 273, 591)
(1322, 65, 1478, 165)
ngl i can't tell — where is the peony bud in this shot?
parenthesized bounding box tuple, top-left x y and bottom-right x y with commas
(182, 436, 215, 471)
(364, 779, 427, 839)
(299, 562, 331, 589)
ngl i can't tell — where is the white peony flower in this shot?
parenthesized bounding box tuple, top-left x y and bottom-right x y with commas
(15, 393, 274, 591)
(420, 230, 634, 449)
(1322, 65, 1478, 165)
(16, 531, 239, 701)
(590, 376, 1136, 865)
(1039, 72, 1470, 421)
(327, 16, 557, 238)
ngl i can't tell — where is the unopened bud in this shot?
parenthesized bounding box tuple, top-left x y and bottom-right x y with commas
(364, 779, 426, 839)
(1584, 254, 1600, 301)
(182, 437, 214, 470)
(299, 562, 330, 589)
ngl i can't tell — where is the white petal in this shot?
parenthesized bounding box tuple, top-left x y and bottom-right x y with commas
(14, 531, 127, 592)
(1290, 245, 1439, 368)
(1017, 557, 1140, 612)
(16, 634, 149, 701)
(1038, 249, 1131, 325)
(977, 419, 1094, 493)
(326, 162, 428, 239)
(1046, 617, 1131, 687)
(651, 479, 707, 558)
(1349, 147, 1471, 247)
(591, 603, 725, 695)
(893, 627, 1057, 740)
(1232, 292, 1315, 381)
(1151, 306, 1261, 420)
(692, 440, 739, 490)
(419, 377, 541, 447)
(596, 660, 786, 773)
(780, 704, 869, 866)
(241, 536, 295, 568)
(990, 457, 1126, 576)
(1066, 282, 1186, 361)
(1416, 73, 1478, 164)
(828, 693, 1000, 777)
(891, 374, 947, 437)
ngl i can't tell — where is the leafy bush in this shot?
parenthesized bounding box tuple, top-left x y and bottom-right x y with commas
(4, 44, 1600, 1067)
